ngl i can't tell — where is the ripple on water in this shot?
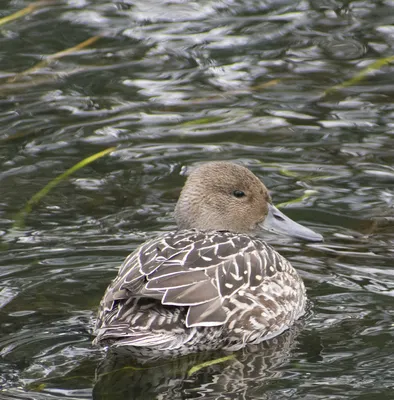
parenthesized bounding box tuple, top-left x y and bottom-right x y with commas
(1, 0, 394, 399)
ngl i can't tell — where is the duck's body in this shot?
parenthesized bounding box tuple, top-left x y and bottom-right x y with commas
(94, 230, 306, 356)
(93, 162, 322, 357)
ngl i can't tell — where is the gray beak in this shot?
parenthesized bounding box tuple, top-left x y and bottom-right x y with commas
(260, 204, 323, 242)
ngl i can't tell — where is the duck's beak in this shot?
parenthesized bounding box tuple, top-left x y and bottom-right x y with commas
(260, 204, 323, 242)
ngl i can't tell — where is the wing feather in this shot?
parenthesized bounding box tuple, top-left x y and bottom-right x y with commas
(162, 280, 218, 306)
(146, 269, 209, 290)
(97, 230, 284, 337)
(186, 298, 227, 327)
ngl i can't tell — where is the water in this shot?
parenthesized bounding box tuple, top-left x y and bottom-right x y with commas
(1, 0, 394, 398)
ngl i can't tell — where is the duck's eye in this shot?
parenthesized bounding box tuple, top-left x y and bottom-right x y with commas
(233, 190, 245, 198)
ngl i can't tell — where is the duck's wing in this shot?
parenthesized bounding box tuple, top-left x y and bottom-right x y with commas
(99, 230, 289, 328)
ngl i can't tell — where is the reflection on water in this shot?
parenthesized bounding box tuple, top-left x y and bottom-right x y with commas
(1, 0, 394, 399)
(93, 326, 304, 400)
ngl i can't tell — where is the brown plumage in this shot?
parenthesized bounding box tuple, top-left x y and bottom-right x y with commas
(175, 162, 271, 233)
(93, 162, 322, 358)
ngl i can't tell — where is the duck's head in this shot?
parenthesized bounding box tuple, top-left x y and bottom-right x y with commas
(175, 161, 323, 242)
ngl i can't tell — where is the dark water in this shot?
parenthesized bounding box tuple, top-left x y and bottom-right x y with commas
(1, 0, 394, 398)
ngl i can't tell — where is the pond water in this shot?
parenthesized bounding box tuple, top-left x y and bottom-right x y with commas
(1, 0, 394, 399)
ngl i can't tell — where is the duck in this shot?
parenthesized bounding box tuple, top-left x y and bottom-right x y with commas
(93, 161, 322, 358)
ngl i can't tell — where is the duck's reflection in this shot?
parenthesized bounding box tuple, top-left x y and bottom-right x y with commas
(93, 323, 304, 400)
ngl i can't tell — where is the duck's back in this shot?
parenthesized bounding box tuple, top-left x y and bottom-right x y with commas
(93, 230, 306, 356)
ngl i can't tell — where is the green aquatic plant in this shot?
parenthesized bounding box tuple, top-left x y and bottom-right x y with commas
(0, 1, 49, 27)
(8, 35, 101, 83)
(187, 354, 235, 376)
(14, 147, 116, 228)
(325, 55, 394, 95)
(276, 190, 319, 209)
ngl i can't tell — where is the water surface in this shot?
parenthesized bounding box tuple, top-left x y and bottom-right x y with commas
(1, 0, 394, 399)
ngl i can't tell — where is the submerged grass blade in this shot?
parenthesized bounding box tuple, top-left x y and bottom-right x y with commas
(325, 55, 394, 95)
(14, 147, 116, 228)
(250, 79, 281, 91)
(181, 116, 224, 127)
(276, 190, 318, 209)
(187, 354, 235, 376)
(8, 35, 101, 82)
(0, 1, 47, 27)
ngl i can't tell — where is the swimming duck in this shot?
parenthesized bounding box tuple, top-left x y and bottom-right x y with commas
(93, 162, 322, 357)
